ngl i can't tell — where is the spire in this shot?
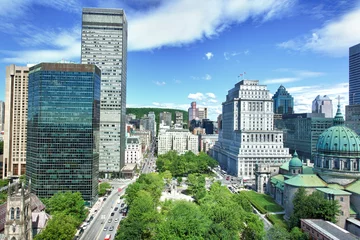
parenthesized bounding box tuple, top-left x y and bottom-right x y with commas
(333, 95, 344, 126)
(293, 150, 298, 158)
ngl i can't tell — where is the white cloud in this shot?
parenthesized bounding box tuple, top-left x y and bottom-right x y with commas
(296, 70, 325, 78)
(208, 99, 218, 103)
(278, 5, 360, 56)
(224, 51, 243, 60)
(203, 74, 212, 81)
(128, 0, 295, 51)
(206, 92, 216, 98)
(263, 77, 299, 84)
(188, 92, 204, 101)
(174, 79, 182, 84)
(154, 81, 166, 86)
(205, 52, 214, 60)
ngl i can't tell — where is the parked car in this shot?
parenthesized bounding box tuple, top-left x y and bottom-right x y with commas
(103, 226, 108, 231)
(111, 212, 115, 216)
(108, 218, 112, 223)
(109, 226, 114, 231)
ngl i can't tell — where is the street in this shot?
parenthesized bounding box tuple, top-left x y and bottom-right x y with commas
(80, 179, 134, 240)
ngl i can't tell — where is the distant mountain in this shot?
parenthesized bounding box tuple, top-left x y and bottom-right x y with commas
(126, 107, 188, 127)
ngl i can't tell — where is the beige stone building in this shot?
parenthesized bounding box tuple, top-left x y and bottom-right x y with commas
(3, 65, 29, 178)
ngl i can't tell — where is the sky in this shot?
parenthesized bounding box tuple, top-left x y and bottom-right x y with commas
(0, 0, 360, 120)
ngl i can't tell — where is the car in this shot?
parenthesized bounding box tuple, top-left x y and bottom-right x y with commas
(108, 218, 112, 223)
(114, 218, 119, 222)
(111, 212, 115, 216)
(101, 220, 104, 224)
(94, 209, 98, 213)
(103, 198, 107, 201)
(103, 226, 108, 231)
(109, 226, 114, 231)
(120, 203, 125, 208)
(114, 207, 118, 211)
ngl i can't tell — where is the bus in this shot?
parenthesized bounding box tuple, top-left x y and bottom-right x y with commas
(104, 234, 111, 240)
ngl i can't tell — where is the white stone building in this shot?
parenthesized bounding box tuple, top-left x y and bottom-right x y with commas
(131, 130, 151, 153)
(125, 136, 142, 166)
(212, 80, 291, 180)
(158, 129, 198, 155)
(200, 134, 218, 154)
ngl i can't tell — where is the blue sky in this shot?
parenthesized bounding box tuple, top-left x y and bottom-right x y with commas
(0, 0, 359, 120)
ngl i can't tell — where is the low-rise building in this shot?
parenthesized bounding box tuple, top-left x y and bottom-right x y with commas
(158, 129, 198, 155)
(125, 137, 142, 166)
(131, 130, 151, 153)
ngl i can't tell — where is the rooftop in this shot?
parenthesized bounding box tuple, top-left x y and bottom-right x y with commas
(345, 180, 360, 195)
(301, 219, 359, 240)
(285, 174, 327, 187)
(316, 188, 351, 196)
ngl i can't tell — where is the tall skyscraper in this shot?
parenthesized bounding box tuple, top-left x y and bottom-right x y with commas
(188, 102, 198, 124)
(349, 43, 360, 105)
(0, 101, 4, 132)
(198, 107, 208, 120)
(26, 63, 100, 202)
(81, 8, 128, 178)
(272, 85, 294, 114)
(175, 111, 183, 125)
(212, 80, 291, 180)
(312, 95, 333, 118)
(3, 65, 29, 178)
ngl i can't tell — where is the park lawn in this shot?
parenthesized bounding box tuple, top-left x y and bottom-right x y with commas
(266, 214, 288, 229)
(241, 190, 283, 213)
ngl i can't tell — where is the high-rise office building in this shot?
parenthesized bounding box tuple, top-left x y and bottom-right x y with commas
(3, 65, 29, 178)
(81, 8, 128, 177)
(349, 43, 360, 105)
(312, 95, 333, 118)
(0, 101, 4, 132)
(198, 107, 208, 121)
(188, 102, 198, 124)
(212, 80, 291, 180)
(272, 85, 294, 114)
(175, 111, 183, 125)
(160, 112, 172, 126)
(26, 63, 100, 202)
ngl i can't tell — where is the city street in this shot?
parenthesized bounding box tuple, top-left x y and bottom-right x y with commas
(80, 179, 134, 240)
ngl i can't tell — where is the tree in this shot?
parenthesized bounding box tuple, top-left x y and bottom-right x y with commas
(156, 201, 211, 239)
(161, 170, 172, 184)
(266, 226, 290, 240)
(242, 214, 266, 240)
(290, 227, 308, 240)
(98, 182, 111, 196)
(46, 191, 86, 225)
(34, 213, 77, 240)
(186, 173, 206, 202)
(116, 190, 160, 240)
(289, 188, 341, 229)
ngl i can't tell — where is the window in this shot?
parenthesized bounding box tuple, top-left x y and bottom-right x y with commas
(16, 207, 20, 219)
(340, 197, 344, 202)
(10, 208, 14, 220)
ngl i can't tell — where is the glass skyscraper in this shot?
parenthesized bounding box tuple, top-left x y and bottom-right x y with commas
(26, 63, 100, 202)
(350, 43, 360, 105)
(272, 85, 294, 114)
(81, 8, 127, 177)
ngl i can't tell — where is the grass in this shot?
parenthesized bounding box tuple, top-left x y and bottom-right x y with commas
(241, 190, 284, 213)
(266, 214, 288, 229)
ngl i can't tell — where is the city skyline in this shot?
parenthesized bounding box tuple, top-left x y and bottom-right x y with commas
(0, 1, 360, 120)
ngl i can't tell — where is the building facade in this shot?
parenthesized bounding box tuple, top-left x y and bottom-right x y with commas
(212, 80, 291, 180)
(3, 65, 29, 178)
(125, 136, 142, 166)
(0, 101, 4, 132)
(275, 113, 333, 160)
(312, 95, 333, 118)
(272, 85, 294, 114)
(158, 129, 198, 155)
(140, 112, 156, 138)
(198, 107, 208, 121)
(26, 63, 100, 203)
(188, 102, 198, 124)
(131, 130, 151, 153)
(175, 111, 183, 125)
(81, 8, 128, 177)
(159, 112, 172, 127)
(349, 43, 360, 105)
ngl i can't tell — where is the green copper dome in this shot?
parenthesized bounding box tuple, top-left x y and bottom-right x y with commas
(289, 151, 303, 167)
(316, 101, 360, 153)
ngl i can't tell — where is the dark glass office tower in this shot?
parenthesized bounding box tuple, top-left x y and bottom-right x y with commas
(272, 85, 294, 114)
(26, 63, 100, 203)
(350, 43, 360, 105)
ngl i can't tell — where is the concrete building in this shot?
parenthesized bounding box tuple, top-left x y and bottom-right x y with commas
(126, 113, 136, 123)
(188, 102, 198, 124)
(125, 136, 142, 166)
(158, 129, 198, 155)
(200, 134, 218, 154)
(3, 65, 29, 179)
(140, 112, 156, 138)
(212, 80, 291, 181)
(0, 101, 4, 132)
(202, 119, 214, 134)
(198, 107, 208, 121)
(275, 113, 333, 160)
(175, 111, 183, 125)
(349, 43, 360, 105)
(160, 112, 172, 127)
(272, 85, 294, 114)
(81, 8, 128, 178)
(26, 63, 100, 203)
(131, 130, 151, 153)
(312, 95, 333, 118)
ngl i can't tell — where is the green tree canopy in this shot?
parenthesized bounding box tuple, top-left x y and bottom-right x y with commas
(46, 191, 86, 225)
(34, 213, 78, 240)
(98, 182, 111, 197)
(289, 188, 341, 229)
(186, 173, 206, 202)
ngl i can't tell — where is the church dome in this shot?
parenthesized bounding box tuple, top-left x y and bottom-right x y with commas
(289, 151, 302, 167)
(316, 102, 360, 154)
